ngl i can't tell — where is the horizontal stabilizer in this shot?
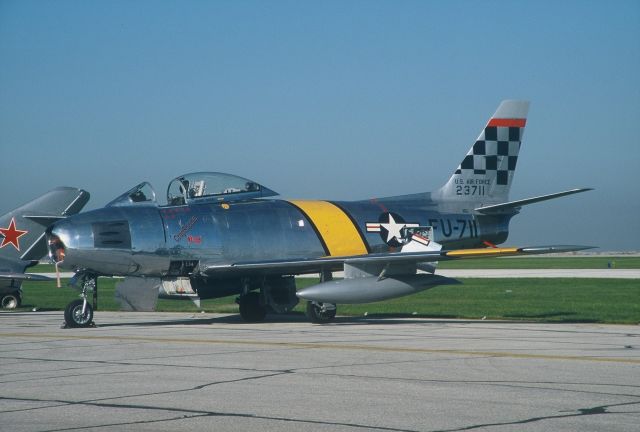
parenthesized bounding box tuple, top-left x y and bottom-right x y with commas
(23, 215, 67, 226)
(474, 188, 593, 214)
(0, 273, 52, 281)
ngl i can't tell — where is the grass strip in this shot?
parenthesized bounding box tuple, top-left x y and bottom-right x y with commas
(10, 277, 639, 324)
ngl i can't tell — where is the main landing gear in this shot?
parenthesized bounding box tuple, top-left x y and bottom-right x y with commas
(237, 291, 267, 322)
(235, 276, 298, 323)
(305, 269, 336, 324)
(305, 301, 337, 324)
(63, 273, 97, 328)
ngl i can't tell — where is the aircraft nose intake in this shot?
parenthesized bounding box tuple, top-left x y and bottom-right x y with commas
(46, 227, 66, 264)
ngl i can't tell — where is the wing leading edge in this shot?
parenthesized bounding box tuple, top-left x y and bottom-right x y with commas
(201, 244, 593, 276)
(0, 273, 51, 281)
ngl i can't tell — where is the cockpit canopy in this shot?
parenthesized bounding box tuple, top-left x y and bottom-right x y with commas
(166, 172, 278, 205)
(106, 182, 157, 207)
(105, 172, 278, 208)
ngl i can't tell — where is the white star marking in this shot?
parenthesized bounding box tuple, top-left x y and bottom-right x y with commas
(380, 213, 406, 243)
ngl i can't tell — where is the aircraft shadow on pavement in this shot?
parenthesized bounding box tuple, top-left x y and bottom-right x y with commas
(503, 311, 598, 323)
(93, 312, 539, 328)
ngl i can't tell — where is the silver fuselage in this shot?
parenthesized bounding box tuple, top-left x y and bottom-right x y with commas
(49, 195, 511, 278)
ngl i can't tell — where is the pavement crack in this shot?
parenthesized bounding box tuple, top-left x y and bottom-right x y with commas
(294, 370, 640, 399)
(2, 395, 418, 432)
(431, 400, 640, 432)
(0, 371, 291, 415)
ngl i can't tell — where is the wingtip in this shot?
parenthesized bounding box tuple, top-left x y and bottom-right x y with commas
(520, 245, 596, 254)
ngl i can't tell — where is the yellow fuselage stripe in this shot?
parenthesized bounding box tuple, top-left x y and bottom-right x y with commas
(288, 200, 368, 257)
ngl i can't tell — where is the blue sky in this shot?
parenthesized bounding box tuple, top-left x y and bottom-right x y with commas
(1, 0, 639, 250)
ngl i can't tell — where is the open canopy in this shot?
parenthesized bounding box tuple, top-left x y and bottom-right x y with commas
(167, 172, 278, 205)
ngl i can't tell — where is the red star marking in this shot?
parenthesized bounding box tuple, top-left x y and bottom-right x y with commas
(0, 218, 28, 251)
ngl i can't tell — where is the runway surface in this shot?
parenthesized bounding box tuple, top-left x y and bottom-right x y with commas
(1, 312, 639, 432)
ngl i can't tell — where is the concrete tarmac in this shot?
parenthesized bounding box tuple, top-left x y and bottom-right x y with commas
(0, 312, 639, 432)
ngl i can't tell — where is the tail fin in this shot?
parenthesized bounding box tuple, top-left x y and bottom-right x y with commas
(0, 187, 90, 268)
(433, 100, 530, 205)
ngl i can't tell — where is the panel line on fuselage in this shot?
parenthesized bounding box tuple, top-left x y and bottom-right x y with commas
(286, 200, 369, 257)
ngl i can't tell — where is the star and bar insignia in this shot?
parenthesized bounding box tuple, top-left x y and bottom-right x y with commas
(366, 212, 419, 248)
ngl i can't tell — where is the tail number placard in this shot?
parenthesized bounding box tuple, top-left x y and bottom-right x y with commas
(456, 185, 486, 196)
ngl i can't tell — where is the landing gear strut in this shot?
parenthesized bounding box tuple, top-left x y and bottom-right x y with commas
(236, 278, 267, 322)
(306, 301, 337, 324)
(237, 291, 267, 322)
(63, 273, 97, 328)
(235, 276, 299, 322)
(305, 269, 337, 324)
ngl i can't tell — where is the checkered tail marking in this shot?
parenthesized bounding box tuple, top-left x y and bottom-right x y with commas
(453, 118, 526, 186)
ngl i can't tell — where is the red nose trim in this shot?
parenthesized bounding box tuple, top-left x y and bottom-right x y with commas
(48, 234, 66, 263)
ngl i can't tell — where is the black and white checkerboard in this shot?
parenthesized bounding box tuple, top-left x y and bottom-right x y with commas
(454, 125, 524, 185)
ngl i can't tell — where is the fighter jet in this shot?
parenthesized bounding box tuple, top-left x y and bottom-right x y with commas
(47, 101, 591, 327)
(0, 187, 89, 308)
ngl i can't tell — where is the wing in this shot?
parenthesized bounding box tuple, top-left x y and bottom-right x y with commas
(201, 244, 593, 276)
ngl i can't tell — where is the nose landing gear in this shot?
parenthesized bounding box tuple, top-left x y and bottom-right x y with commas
(63, 272, 97, 328)
(64, 299, 94, 327)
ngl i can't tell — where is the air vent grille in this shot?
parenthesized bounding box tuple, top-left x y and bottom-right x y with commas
(92, 221, 131, 249)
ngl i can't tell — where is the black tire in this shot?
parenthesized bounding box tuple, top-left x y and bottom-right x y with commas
(306, 301, 337, 324)
(64, 299, 94, 328)
(1, 293, 20, 309)
(238, 292, 267, 322)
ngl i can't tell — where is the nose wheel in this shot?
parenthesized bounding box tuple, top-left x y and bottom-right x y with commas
(64, 299, 94, 327)
(63, 273, 97, 328)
